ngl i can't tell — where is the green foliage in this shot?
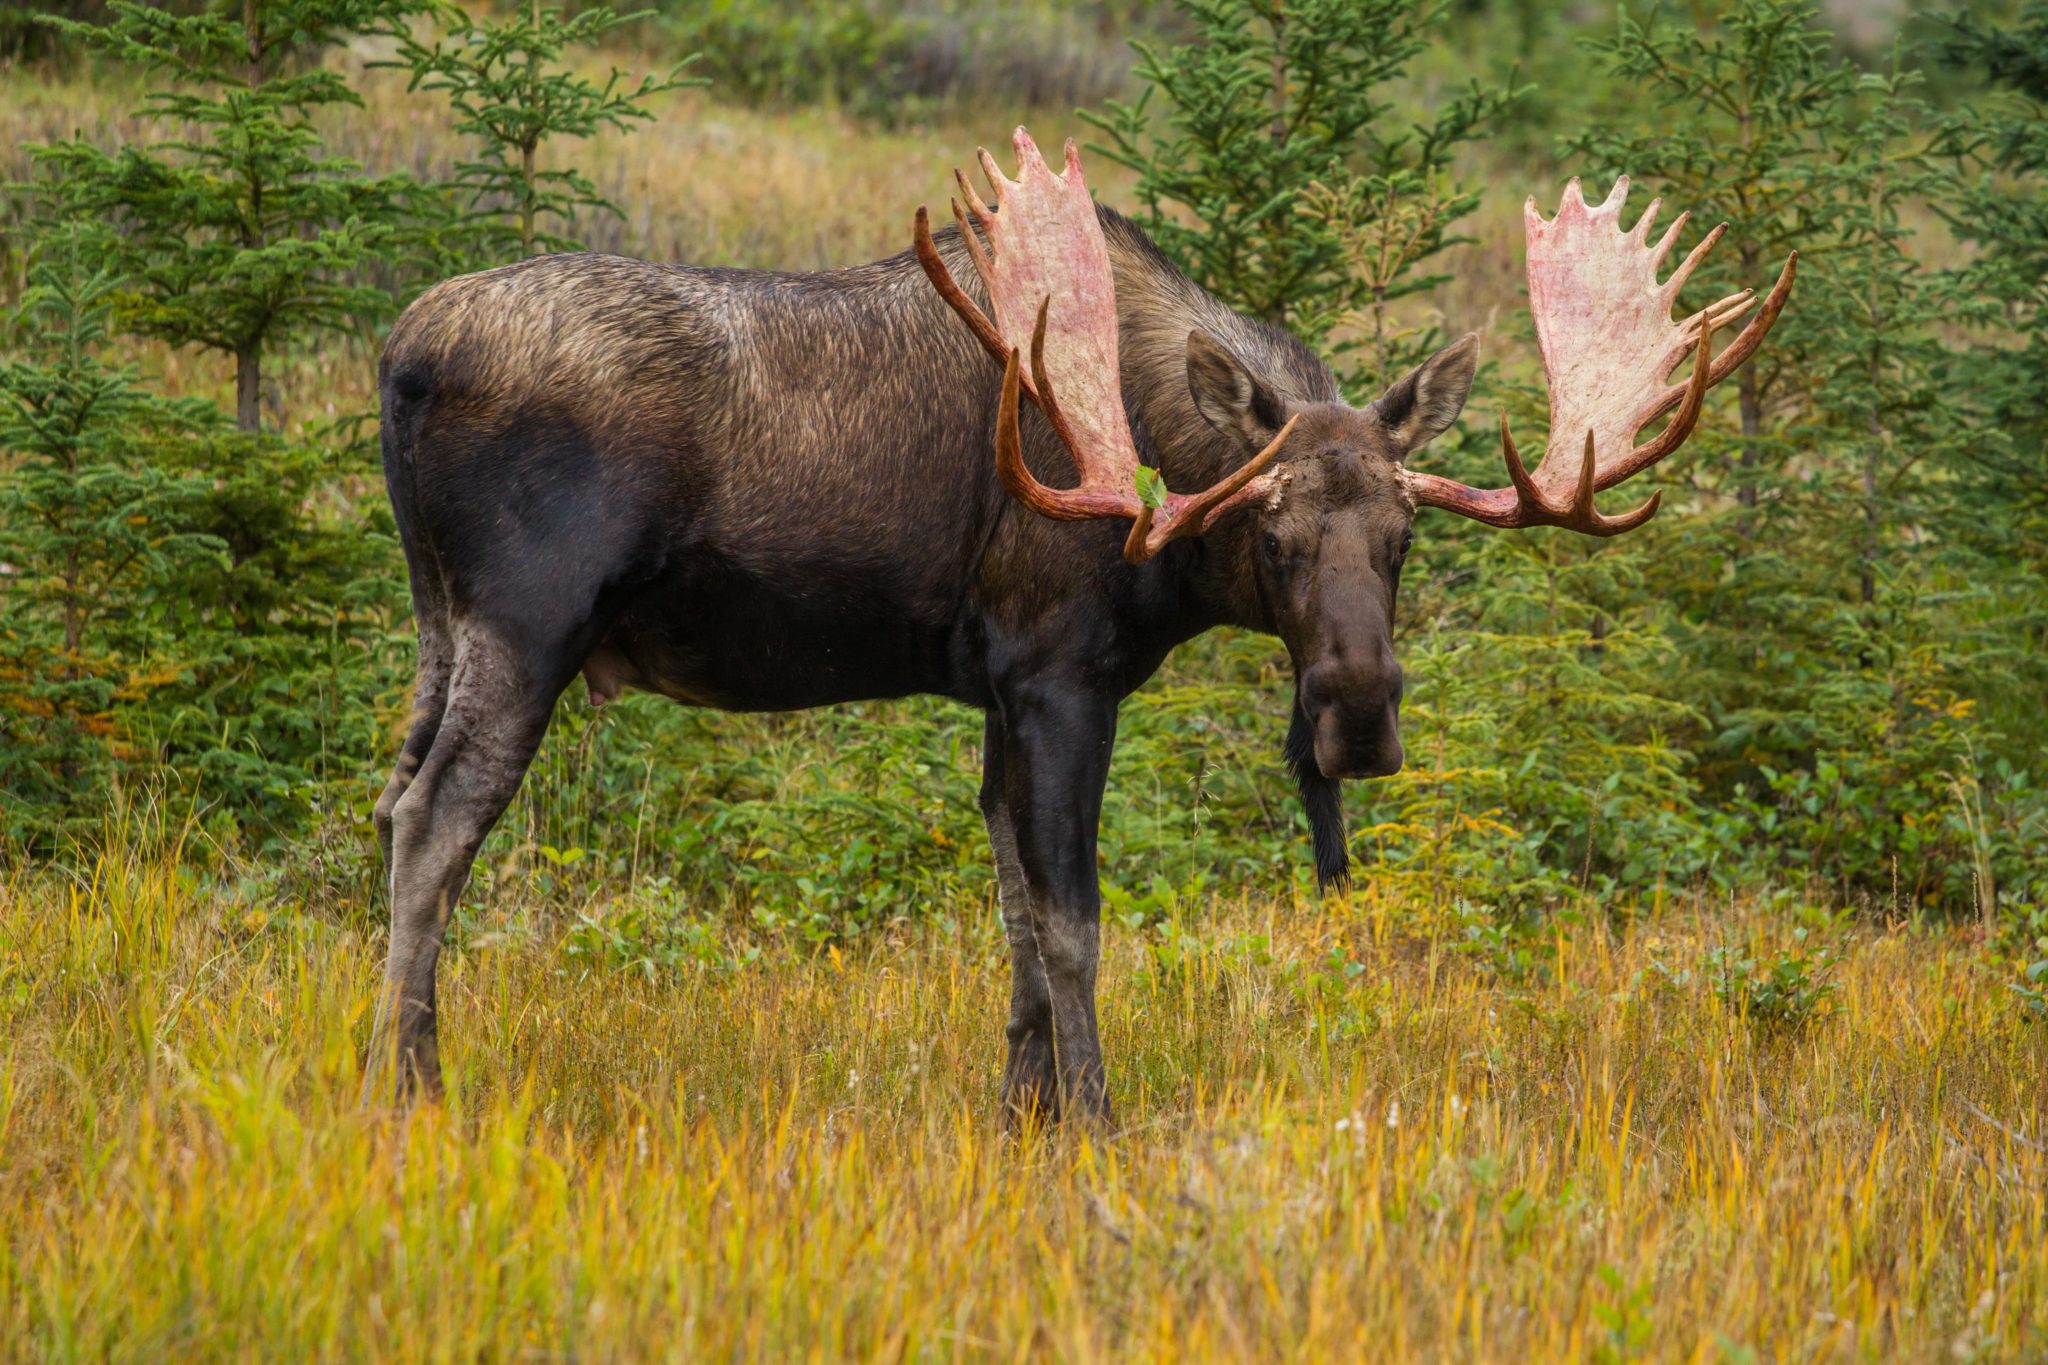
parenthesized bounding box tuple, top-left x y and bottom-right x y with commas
(1590, 1264, 1656, 1364)
(3, 0, 417, 848)
(1133, 464, 1167, 511)
(1929, 2, 2048, 685)
(384, 0, 697, 263)
(136, 432, 407, 842)
(662, 0, 918, 121)
(3, 0, 2045, 937)
(2012, 957, 2048, 1023)
(1081, 0, 1517, 361)
(559, 879, 757, 978)
(1551, 0, 2047, 915)
(1350, 534, 1705, 908)
(1658, 937, 1840, 1030)
(0, 219, 406, 850)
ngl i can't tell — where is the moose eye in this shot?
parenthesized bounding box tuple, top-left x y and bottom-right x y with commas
(1261, 531, 1282, 561)
(1397, 530, 1413, 561)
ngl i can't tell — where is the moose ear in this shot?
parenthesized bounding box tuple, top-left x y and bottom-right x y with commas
(1374, 332, 1479, 450)
(1187, 330, 1284, 446)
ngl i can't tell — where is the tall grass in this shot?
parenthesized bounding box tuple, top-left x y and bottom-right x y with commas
(2, 831, 2042, 1360)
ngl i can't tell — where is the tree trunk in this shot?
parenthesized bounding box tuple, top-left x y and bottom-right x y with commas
(1266, 0, 1287, 328)
(1735, 239, 1763, 524)
(1860, 359, 1879, 608)
(236, 344, 261, 433)
(1860, 212, 1883, 609)
(521, 143, 537, 257)
(523, 0, 542, 256)
(240, 0, 265, 432)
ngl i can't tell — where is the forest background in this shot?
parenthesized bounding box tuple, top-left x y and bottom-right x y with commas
(4, 0, 2042, 949)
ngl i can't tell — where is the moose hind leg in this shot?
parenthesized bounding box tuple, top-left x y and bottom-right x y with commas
(369, 622, 565, 1103)
(980, 714, 1057, 1124)
(374, 611, 454, 875)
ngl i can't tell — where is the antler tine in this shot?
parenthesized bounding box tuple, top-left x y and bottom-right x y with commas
(1643, 250, 1797, 419)
(1595, 313, 1717, 494)
(1663, 220, 1729, 298)
(993, 338, 1073, 521)
(1647, 210, 1691, 274)
(913, 203, 1007, 368)
(1159, 413, 1301, 541)
(1498, 412, 1545, 512)
(1699, 250, 1797, 388)
(952, 183, 1000, 306)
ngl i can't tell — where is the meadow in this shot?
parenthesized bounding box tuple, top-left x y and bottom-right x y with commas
(2, 842, 2044, 1360)
(2, 0, 2046, 1359)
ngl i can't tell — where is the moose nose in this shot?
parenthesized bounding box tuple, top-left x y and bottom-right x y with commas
(1301, 657, 1404, 780)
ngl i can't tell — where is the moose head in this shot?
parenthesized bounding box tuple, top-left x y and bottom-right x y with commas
(915, 130, 1795, 788)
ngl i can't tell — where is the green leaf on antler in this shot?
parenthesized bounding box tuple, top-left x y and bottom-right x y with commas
(1134, 465, 1167, 511)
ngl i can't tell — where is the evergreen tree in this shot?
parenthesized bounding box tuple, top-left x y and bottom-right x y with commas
(1567, 0, 1853, 520)
(1932, 4, 2048, 617)
(35, 0, 421, 431)
(1081, 0, 1517, 365)
(385, 0, 696, 264)
(1567, 1, 2040, 911)
(0, 224, 217, 845)
(10, 1, 420, 845)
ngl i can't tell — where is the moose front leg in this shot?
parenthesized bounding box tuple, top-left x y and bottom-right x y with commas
(995, 678, 1117, 1126)
(979, 714, 1058, 1123)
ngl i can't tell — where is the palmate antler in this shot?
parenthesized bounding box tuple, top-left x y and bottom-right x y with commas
(914, 128, 1299, 564)
(1406, 177, 1797, 534)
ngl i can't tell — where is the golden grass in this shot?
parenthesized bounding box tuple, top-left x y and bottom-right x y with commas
(2, 839, 2042, 1361)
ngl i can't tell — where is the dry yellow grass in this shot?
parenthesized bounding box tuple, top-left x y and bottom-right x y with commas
(1, 837, 2042, 1361)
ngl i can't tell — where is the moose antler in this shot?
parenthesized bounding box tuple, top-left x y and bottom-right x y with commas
(1406, 177, 1797, 535)
(914, 128, 1299, 563)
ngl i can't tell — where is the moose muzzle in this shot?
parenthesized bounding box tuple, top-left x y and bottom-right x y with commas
(1298, 650, 1404, 780)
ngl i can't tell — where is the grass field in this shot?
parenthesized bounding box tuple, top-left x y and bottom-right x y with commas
(2, 839, 2043, 1360)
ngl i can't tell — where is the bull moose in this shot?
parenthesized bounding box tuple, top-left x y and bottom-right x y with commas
(366, 129, 1793, 1122)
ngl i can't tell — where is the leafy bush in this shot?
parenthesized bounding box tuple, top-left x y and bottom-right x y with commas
(2014, 958, 2048, 1023)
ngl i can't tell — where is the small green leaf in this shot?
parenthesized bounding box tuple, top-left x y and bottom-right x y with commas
(1134, 465, 1167, 510)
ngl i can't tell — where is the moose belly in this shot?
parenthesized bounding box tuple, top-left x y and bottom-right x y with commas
(589, 562, 964, 713)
